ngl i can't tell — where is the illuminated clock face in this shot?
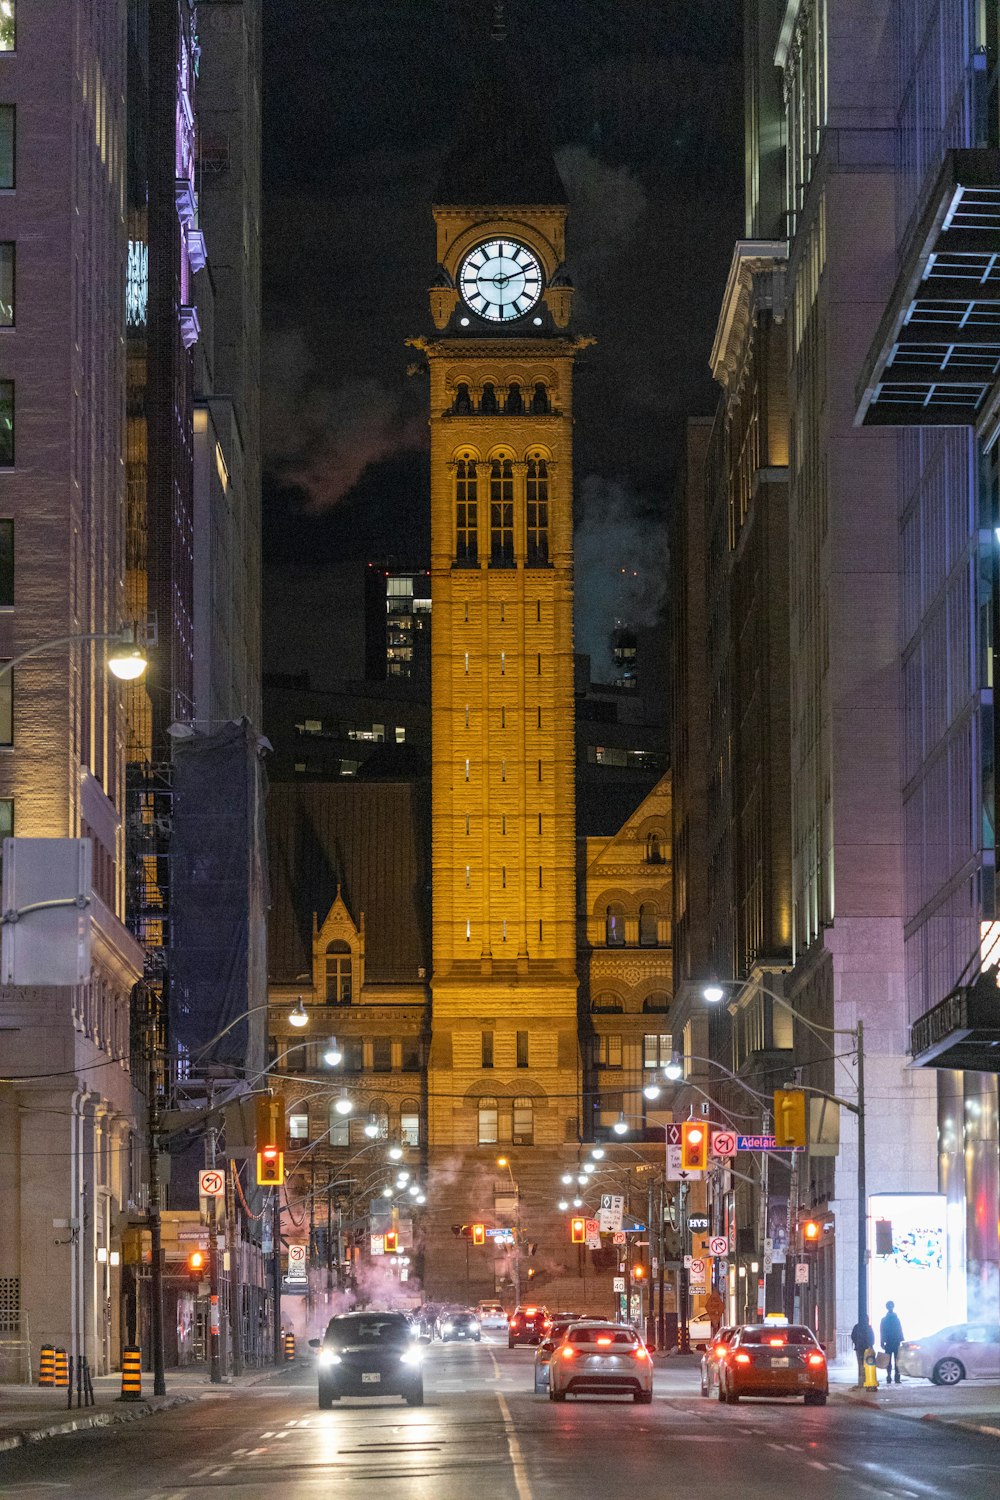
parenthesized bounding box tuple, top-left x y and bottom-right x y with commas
(458, 239, 543, 322)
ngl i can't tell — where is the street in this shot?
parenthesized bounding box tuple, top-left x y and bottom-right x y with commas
(2, 1339, 997, 1499)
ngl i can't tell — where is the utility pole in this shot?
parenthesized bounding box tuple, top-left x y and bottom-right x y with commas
(856, 1017, 867, 1329)
(271, 1191, 283, 1365)
(326, 1178, 334, 1292)
(206, 1087, 222, 1384)
(146, 1005, 166, 1396)
(678, 1179, 690, 1353)
(227, 1164, 243, 1376)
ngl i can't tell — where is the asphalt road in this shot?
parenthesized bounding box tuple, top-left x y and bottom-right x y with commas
(1, 1337, 997, 1499)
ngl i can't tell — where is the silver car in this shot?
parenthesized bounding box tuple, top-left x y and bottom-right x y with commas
(548, 1322, 653, 1404)
(899, 1323, 1000, 1386)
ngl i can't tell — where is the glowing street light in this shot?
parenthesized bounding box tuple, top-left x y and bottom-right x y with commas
(613, 1113, 629, 1136)
(333, 1090, 352, 1116)
(288, 998, 309, 1029)
(323, 1037, 343, 1067)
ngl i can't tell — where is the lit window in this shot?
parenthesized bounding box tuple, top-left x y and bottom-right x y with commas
(0, 5, 13, 52)
(0, 665, 11, 744)
(367, 1097, 389, 1136)
(605, 903, 625, 947)
(643, 1034, 673, 1069)
(288, 1113, 309, 1140)
(512, 1096, 533, 1145)
(0, 243, 13, 326)
(329, 1109, 349, 1147)
(456, 456, 478, 563)
(594, 1034, 623, 1068)
(478, 1096, 498, 1145)
(400, 1105, 420, 1146)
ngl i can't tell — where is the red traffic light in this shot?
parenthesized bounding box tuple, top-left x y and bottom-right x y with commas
(472, 1223, 486, 1246)
(632, 1263, 647, 1281)
(681, 1120, 709, 1171)
(570, 1217, 586, 1244)
(803, 1219, 821, 1242)
(384, 1230, 398, 1253)
(256, 1144, 284, 1186)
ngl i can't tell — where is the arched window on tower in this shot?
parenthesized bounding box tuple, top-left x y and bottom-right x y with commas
(505, 382, 524, 414)
(490, 458, 514, 566)
(526, 455, 549, 565)
(480, 382, 499, 414)
(455, 456, 478, 564)
(325, 941, 352, 1004)
(452, 382, 472, 415)
(639, 904, 658, 947)
(531, 381, 550, 414)
(645, 832, 664, 864)
(605, 903, 625, 947)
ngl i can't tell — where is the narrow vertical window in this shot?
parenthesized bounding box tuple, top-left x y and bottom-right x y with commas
(516, 1031, 529, 1068)
(538, 866, 543, 888)
(501, 815, 506, 834)
(464, 651, 469, 674)
(501, 759, 506, 782)
(482, 1030, 494, 1068)
(465, 865, 471, 888)
(537, 706, 542, 728)
(0, 519, 12, 606)
(537, 813, 542, 834)
(538, 919, 543, 942)
(500, 650, 505, 675)
(466, 918, 471, 941)
(465, 815, 470, 835)
(0, 381, 13, 465)
(0, 665, 11, 745)
(536, 599, 541, 622)
(465, 758, 470, 781)
(464, 601, 469, 622)
(500, 601, 505, 622)
(455, 457, 478, 563)
(537, 759, 542, 781)
(537, 652, 541, 675)
(0, 7, 14, 52)
(501, 706, 506, 729)
(465, 705, 469, 728)
(0, 244, 14, 326)
(526, 456, 549, 564)
(502, 918, 507, 941)
(489, 458, 514, 565)
(0, 107, 14, 188)
(501, 866, 506, 888)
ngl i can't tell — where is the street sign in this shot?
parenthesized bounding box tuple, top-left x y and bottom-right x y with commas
(370, 1234, 385, 1256)
(689, 1257, 706, 1287)
(705, 1291, 725, 1321)
(665, 1123, 682, 1147)
(736, 1134, 804, 1152)
(287, 1243, 307, 1281)
(199, 1169, 225, 1199)
(795, 1261, 809, 1284)
(613, 1276, 626, 1292)
(598, 1194, 624, 1232)
(612, 1231, 627, 1246)
(711, 1129, 737, 1158)
(709, 1235, 728, 1257)
(585, 1218, 601, 1250)
(177, 1227, 210, 1242)
(718, 1260, 729, 1277)
(688, 1214, 710, 1232)
(666, 1145, 703, 1182)
(763, 1252, 774, 1273)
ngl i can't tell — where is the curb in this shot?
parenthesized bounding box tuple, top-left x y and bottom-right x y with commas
(829, 1387, 1000, 1438)
(0, 1393, 198, 1454)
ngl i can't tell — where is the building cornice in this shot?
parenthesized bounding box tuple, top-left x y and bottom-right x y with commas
(709, 240, 788, 390)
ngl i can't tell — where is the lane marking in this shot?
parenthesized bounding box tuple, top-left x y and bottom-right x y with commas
(497, 1393, 533, 1500)
(489, 1351, 501, 1380)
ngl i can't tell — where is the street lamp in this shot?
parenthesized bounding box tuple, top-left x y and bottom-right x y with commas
(663, 1054, 683, 1082)
(364, 1116, 380, 1139)
(0, 623, 149, 682)
(333, 1090, 353, 1116)
(590, 1147, 605, 1161)
(701, 977, 868, 1330)
(613, 1113, 629, 1136)
(323, 1037, 343, 1067)
(288, 999, 309, 1029)
(387, 1144, 404, 1162)
(643, 1081, 661, 1101)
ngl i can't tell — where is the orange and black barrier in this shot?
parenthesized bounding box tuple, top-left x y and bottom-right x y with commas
(119, 1344, 142, 1401)
(54, 1348, 69, 1387)
(283, 1331, 296, 1361)
(38, 1344, 55, 1386)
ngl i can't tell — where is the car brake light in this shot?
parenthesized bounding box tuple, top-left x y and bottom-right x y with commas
(632, 1347, 650, 1362)
(807, 1352, 825, 1367)
(735, 1352, 751, 1365)
(768, 1337, 786, 1346)
(714, 1345, 727, 1357)
(524, 1307, 538, 1315)
(597, 1336, 613, 1345)
(543, 1319, 552, 1329)
(560, 1346, 576, 1360)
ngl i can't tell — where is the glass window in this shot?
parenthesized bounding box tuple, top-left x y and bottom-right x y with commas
(341, 1037, 363, 1072)
(368, 1097, 389, 1137)
(329, 1109, 349, 1147)
(0, 244, 13, 326)
(0, 667, 11, 745)
(645, 832, 663, 864)
(591, 994, 624, 1013)
(456, 457, 478, 563)
(0, 796, 13, 882)
(0, 6, 13, 51)
(0, 520, 12, 605)
(526, 456, 549, 564)
(401, 1036, 420, 1071)
(594, 1034, 622, 1069)
(288, 1113, 308, 1140)
(489, 458, 514, 566)
(0, 381, 12, 465)
(0, 107, 13, 188)
(372, 1036, 392, 1072)
(512, 1096, 533, 1145)
(643, 1033, 672, 1069)
(605, 903, 625, 946)
(324, 941, 352, 1004)
(516, 1030, 528, 1068)
(478, 1096, 498, 1145)
(482, 1030, 494, 1068)
(400, 1103, 419, 1146)
(639, 904, 658, 946)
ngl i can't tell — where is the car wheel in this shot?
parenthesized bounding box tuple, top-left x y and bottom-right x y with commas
(405, 1388, 424, 1407)
(804, 1391, 827, 1406)
(932, 1357, 964, 1386)
(475, 1336, 481, 1343)
(634, 1391, 653, 1405)
(318, 1387, 336, 1409)
(549, 1386, 566, 1402)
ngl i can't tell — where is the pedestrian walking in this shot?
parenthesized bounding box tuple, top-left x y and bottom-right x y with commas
(850, 1316, 875, 1387)
(879, 1300, 904, 1385)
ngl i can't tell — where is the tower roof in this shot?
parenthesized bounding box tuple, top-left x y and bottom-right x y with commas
(435, 41, 567, 208)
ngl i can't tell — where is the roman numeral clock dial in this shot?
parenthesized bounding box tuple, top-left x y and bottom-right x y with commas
(458, 239, 542, 322)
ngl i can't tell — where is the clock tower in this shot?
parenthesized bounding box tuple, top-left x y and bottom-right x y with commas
(414, 47, 590, 1296)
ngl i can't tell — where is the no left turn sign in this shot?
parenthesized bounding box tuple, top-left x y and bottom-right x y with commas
(199, 1169, 225, 1198)
(711, 1130, 737, 1158)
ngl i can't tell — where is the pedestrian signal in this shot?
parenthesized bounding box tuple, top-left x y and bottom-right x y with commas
(472, 1223, 486, 1246)
(186, 1248, 206, 1281)
(681, 1120, 708, 1171)
(802, 1219, 821, 1243)
(570, 1217, 586, 1244)
(773, 1088, 807, 1149)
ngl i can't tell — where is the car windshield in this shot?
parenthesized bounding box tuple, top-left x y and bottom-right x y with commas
(328, 1315, 410, 1346)
(568, 1327, 638, 1347)
(740, 1327, 816, 1346)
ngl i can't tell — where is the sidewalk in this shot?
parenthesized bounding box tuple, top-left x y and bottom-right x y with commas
(0, 1362, 294, 1454)
(827, 1356, 1000, 1439)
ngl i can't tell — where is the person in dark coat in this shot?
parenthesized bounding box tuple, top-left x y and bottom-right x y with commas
(850, 1317, 875, 1387)
(879, 1300, 904, 1384)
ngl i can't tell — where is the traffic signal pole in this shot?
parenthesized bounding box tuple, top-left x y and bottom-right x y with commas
(147, 1025, 166, 1396)
(678, 1180, 690, 1353)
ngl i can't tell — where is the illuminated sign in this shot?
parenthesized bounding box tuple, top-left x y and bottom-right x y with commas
(126, 240, 148, 327)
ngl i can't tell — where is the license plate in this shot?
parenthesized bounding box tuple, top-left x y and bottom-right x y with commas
(361, 1372, 380, 1384)
(771, 1357, 789, 1368)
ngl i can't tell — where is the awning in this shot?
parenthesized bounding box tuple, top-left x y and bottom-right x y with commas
(909, 970, 1000, 1071)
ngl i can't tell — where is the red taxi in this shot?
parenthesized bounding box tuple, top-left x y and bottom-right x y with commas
(718, 1323, 827, 1405)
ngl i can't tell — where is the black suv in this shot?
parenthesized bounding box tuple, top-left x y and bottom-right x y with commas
(310, 1311, 423, 1407)
(508, 1305, 551, 1347)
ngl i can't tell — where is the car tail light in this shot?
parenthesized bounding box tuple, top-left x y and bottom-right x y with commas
(509, 1317, 520, 1328)
(807, 1352, 825, 1367)
(524, 1307, 538, 1315)
(713, 1345, 727, 1357)
(597, 1336, 613, 1346)
(543, 1319, 552, 1329)
(560, 1347, 576, 1360)
(632, 1347, 650, 1362)
(767, 1336, 786, 1347)
(735, 1352, 751, 1365)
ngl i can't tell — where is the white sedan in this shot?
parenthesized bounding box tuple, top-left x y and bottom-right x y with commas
(899, 1323, 1000, 1385)
(477, 1303, 509, 1331)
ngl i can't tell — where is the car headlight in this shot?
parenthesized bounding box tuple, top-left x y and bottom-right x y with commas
(469, 1321, 480, 1331)
(318, 1349, 341, 1367)
(442, 1322, 453, 1333)
(400, 1348, 423, 1367)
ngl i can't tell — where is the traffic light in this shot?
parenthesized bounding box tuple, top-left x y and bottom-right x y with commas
(384, 1230, 398, 1253)
(472, 1223, 486, 1246)
(570, 1216, 586, 1244)
(632, 1263, 647, 1283)
(680, 1120, 708, 1171)
(774, 1088, 807, 1149)
(802, 1219, 821, 1245)
(186, 1248, 206, 1282)
(255, 1093, 285, 1186)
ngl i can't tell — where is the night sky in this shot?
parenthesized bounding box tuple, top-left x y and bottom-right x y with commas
(261, 0, 743, 679)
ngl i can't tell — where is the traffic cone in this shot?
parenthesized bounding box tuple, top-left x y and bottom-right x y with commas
(118, 1345, 142, 1402)
(38, 1344, 55, 1386)
(54, 1348, 69, 1388)
(283, 1331, 296, 1362)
